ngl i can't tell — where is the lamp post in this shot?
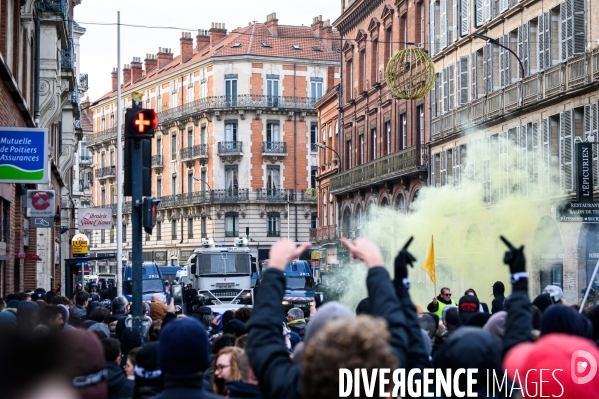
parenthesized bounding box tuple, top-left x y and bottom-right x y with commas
(315, 142, 342, 173)
(473, 33, 525, 105)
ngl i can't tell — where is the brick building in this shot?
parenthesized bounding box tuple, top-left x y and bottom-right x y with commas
(428, 0, 599, 301)
(87, 14, 340, 269)
(315, 0, 428, 257)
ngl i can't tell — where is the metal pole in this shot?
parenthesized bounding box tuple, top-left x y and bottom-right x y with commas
(580, 259, 599, 313)
(287, 190, 290, 239)
(116, 12, 124, 297)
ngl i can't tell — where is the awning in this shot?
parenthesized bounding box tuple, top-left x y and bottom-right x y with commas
(15, 252, 42, 261)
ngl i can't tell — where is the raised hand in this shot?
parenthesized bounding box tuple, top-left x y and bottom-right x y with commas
(500, 236, 526, 274)
(340, 237, 384, 268)
(268, 239, 311, 271)
(394, 236, 416, 281)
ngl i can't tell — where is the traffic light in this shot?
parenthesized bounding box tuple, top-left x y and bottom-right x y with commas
(125, 108, 158, 139)
(142, 197, 161, 234)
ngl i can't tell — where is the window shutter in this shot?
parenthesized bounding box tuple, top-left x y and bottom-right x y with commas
(544, 12, 551, 68)
(538, 13, 546, 71)
(436, 73, 443, 116)
(448, 64, 455, 110)
(440, 0, 447, 49)
(517, 25, 530, 79)
(453, 146, 461, 186)
(483, 46, 488, 94)
(561, 0, 573, 61)
(452, 0, 458, 43)
(443, 67, 449, 113)
(500, 0, 508, 13)
(471, 52, 478, 101)
(431, 153, 437, 186)
(530, 121, 539, 187)
(475, 0, 483, 27)
(430, 1, 437, 55)
(541, 118, 551, 192)
(572, 0, 586, 54)
(447, 149, 454, 184)
(499, 36, 507, 87)
(485, 44, 493, 93)
(440, 151, 447, 186)
(484, 0, 491, 21)
(523, 22, 530, 77)
(560, 110, 573, 191)
(459, 56, 469, 105)
(518, 125, 528, 195)
(431, 74, 437, 117)
(460, 0, 469, 35)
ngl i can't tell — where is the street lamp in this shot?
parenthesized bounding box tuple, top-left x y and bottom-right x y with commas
(192, 176, 212, 191)
(314, 142, 342, 173)
(472, 33, 525, 82)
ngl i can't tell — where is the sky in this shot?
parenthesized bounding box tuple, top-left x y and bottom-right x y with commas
(75, 0, 342, 101)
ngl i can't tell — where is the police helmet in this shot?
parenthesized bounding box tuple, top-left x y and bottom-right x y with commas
(100, 299, 112, 309)
(191, 295, 206, 307)
(90, 293, 101, 302)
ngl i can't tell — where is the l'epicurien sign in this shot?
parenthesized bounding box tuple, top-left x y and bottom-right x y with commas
(77, 208, 113, 230)
(576, 142, 593, 202)
(0, 128, 48, 184)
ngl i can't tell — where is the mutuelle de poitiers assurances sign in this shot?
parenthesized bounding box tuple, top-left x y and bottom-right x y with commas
(0, 128, 48, 184)
(557, 202, 599, 223)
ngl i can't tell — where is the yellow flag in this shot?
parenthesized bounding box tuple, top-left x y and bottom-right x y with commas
(420, 236, 436, 285)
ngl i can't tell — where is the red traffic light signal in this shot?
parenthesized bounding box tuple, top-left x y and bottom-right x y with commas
(125, 108, 158, 139)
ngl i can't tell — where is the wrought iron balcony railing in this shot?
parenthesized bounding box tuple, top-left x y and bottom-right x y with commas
(217, 141, 242, 154)
(225, 230, 240, 237)
(180, 144, 208, 160)
(61, 40, 74, 72)
(210, 189, 249, 202)
(267, 230, 281, 237)
(175, 192, 209, 206)
(151, 155, 163, 167)
(95, 166, 115, 179)
(256, 188, 289, 201)
(262, 142, 287, 154)
(157, 195, 175, 208)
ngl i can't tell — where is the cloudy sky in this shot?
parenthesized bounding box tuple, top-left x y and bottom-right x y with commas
(75, 0, 341, 101)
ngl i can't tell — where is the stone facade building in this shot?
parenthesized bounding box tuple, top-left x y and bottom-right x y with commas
(87, 14, 340, 269)
(428, 0, 599, 301)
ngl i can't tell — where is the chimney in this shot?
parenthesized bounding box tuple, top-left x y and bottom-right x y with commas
(144, 54, 157, 74)
(196, 29, 210, 51)
(131, 57, 143, 82)
(322, 19, 335, 50)
(311, 15, 324, 37)
(111, 67, 118, 90)
(180, 32, 194, 62)
(122, 64, 131, 85)
(209, 22, 227, 47)
(265, 12, 278, 36)
(157, 47, 173, 69)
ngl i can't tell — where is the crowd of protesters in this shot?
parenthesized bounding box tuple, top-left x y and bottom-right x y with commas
(1, 235, 599, 399)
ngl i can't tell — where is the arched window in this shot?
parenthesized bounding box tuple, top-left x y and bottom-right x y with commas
(342, 207, 352, 237)
(356, 205, 363, 237)
(267, 212, 281, 237)
(397, 195, 406, 215)
(367, 201, 376, 222)
(224, 212, 239, 237)
(322, 194, 328, 226)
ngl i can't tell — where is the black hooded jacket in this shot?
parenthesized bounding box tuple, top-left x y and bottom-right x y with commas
(246, 266, 410, 399)
(491, 282, 506, 314)
(226, 380, 262, 399)
(147, 376, 221, 399)
(105, 361, 134, 399)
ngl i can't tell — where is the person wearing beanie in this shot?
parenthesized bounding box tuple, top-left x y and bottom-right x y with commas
(133, 342, 163, 399)
(66, 329, 109, 399)
(483, 311, 507, 347)
(153, 317, 221, 399)
(223, 319, 247, 338)
(0, 311, 17, 327)
(7, 299, 20, 310)
(491, 281, 505, 314)
(532, 292, 554, 313)
(16, 300, 39, 332)
(541, 304, 593, 339)
(458, 295, 481, 324)
(504, 334, 599, 399)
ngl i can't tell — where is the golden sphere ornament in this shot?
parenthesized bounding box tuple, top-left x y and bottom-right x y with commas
(385, 47, 435, 100)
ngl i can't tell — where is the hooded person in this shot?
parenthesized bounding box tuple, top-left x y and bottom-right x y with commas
(153, 317, 221, 399)
(150, 301, 168, 322)
(541, 304, 593, 339)
(66, 329, 109, 399)
(491, 281, 505, 314)
(532, 293, 554, 313)
(458, 295, 481, 324)
(285, 308, 307, 340)
(504, 334, 599, 399)
(16, 300, 39, 332)
(133, 342, 163, 399)
(223, 319, 248, 338)
(483, 311, 507, 347)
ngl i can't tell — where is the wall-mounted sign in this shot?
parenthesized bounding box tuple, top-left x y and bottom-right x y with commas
(72, 233, 89, 255)
(576, 142, 593, 202)
(0, 128, 48, 183)
(27, 190, 55, 218)
(78, 208, 113, 230)
(557, 202, 599, 223)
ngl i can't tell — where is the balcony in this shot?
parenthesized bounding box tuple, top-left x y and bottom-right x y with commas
(109, 202, 132, 215)
(95, 166, 115, 180)
(217, 141, 243, 163)
(503, 83, 520, 113)
(522, 74, 541, 105)
(87, 127, 119, 146)
(567, 53, 588, 89)
(544, 64, 564, 97)
(80, 155, 92, 165)
(151, 155, 163, 171)
(175, 192, 209, 206)
(157, 95, 316, 126)
(225, 230, 240, 238)
(79, 74, 89, 91)
(256, 188, 288, 201)
(211, 189, 249, 202)
(262, 141, 287, 162)
(157, 195, 175, 208)
(330, 146, 426, 194)
(180, 144, 208, 166)
(310, 225, 339, 243)
(267, 230, 281, 237)
(61, 41, 74, 72)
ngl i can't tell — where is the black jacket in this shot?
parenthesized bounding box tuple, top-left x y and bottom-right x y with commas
(148, 376, 222, 399)
(492, 282, 506, 314)
(502, 277, 531, 358)
(246, 267, 409, 399)
(106, 361, 134, 399)
(226, 380, 262, 399)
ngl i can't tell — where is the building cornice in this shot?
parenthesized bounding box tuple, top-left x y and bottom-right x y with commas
(334, 0, 385, 37)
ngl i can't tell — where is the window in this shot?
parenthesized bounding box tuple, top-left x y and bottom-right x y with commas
(430, 1, 440, 55)
(361, 50, 367, 90)
(188, 218, 194, 238)
(101, 152, 106, 168)
(472, 48, 484, 100)
(187, 74, 193, 103)
(187, 128, 193, 148)
(122, 224, 126, 243)
(443, 64, 455, 111)
(385, 27, 392, 64)
(371, 40, 379, 83)
(400, 15, 407, 49)
(170, 133, 178, 161)
(110, 112, 115, 128)
(311, 212, 317, 229)
(400, 113, 407, 149)
(201, 125, 207, 145)
(310, 78, 323, 105)
(225, 165, 238, 196)
(188, 173, 193, 193)
(225, 75, 238, 106)
(417, 105, 425, 164)
(310, 123, 318, 152)
(101, 116, 106, 131)
(347, 139, 352, 169)
(267, 212, 281, 237)
(157, 94, 162, 112)
(458, 56, 469, 105)
(201, 217, 207, 238)
(110, 229, 114, 244)
(371, 127, 377, 161)
(225, 212, 239, 237)
(420, 3, 426, 46)
(360, 134, 365, 164)
(225, 121, 238, 142)
(109, 149, 114, 166)
(397, 195, 406, 215)
(266, 75, 279, 106)
(145, 232, 150, 242)
(385, 120, 391, 155)
(101, 187, 106, 206)
(200, 77, 207, 99)
(156, 221, 162, 240)
(560, 0, 586, 61)
(172, 220, 177, 239)
(266, 165, 280, 194)
(157, 178, 162, 198)
(311, 166, 318, 189)
(347, 59, 354, 100)
(171, 175, 177, 195)
(517, 23, 530, 78)
(322, 194, 328, 226)
(171, 88, 178, 109)
(201, 169, 208, 193)
(156, 137, 162, 155)
(266, 122, 280, 143)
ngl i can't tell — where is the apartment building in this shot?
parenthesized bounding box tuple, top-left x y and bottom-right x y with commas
(318, 0, 428, 254)
(428, 0, 599, 301)
(87, 14, 340, 268)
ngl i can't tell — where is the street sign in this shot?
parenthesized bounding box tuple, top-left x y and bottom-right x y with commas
(27, 190, 55, 218)
(557, 203, 599, 223)
(0, 128, 48, 183)
(78, 208, 113, 229)
(72, 234, 89, 255)
(31, 217, 54, 228)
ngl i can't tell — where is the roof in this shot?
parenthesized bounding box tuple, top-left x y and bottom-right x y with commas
(81, 104, 93, 132)
(93, 22, 341, 104)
